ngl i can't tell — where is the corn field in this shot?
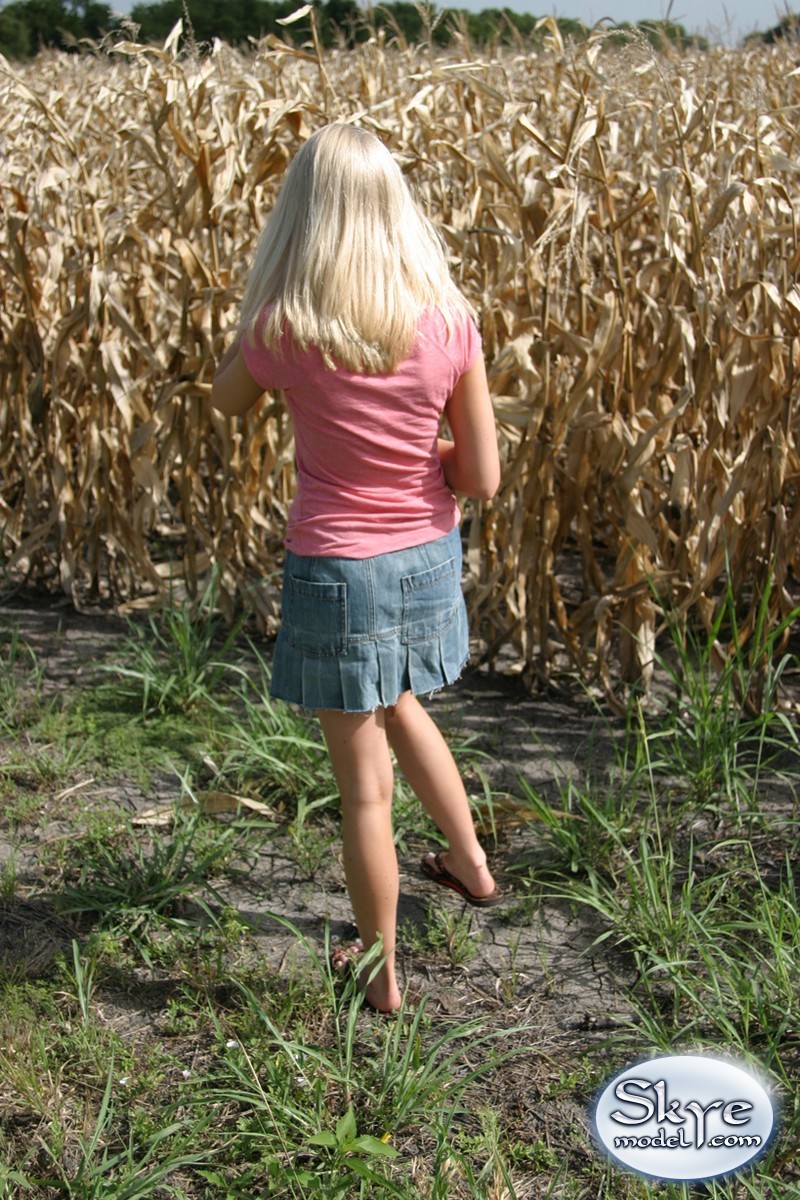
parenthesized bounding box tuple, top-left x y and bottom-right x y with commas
(1, 22, 798, 700)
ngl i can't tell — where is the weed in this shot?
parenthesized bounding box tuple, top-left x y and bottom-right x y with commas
(0, 717, 94, 797)
(512, 767, 639, 888)
(61, 682, 207, 784)
(0, 623, 43, 730)
(401, 902, 483, 965)
(31, 1059, 216, 1199)
(285, 819, 338, 876)
(495, 930, 527, 1002)
(102, 572, 246, 717)
(44, 797, 235, 966)
(65, 939, 96, 1024)
(643, 572, 800, 822)
(2, 563, 799, 1198)
(302, 1103, 401, 1194)
(0, 848, 17, 900)
(210, 650, 337, 822)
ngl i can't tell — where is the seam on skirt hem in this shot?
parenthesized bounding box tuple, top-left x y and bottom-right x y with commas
(272, 653, 470, 714)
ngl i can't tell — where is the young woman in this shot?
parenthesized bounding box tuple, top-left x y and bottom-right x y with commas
(211, 123, 501, 1013)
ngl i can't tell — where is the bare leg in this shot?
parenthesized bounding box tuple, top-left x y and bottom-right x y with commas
(317, 707, 402, 1013)
(384, 692, 496, 899)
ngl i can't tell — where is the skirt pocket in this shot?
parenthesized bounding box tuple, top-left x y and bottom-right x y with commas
(400, 556, 457, 645)
(284, 575, 347, 658)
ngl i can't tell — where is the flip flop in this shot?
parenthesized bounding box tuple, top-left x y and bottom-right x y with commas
(330, 938, 364, 973)
(364, 983, 425, 1017)
(363, 994, 400, 1016)
(420, 852, 502, 907)
(330, 940, 402, 1015)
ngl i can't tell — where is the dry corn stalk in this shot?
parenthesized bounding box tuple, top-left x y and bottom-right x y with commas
(1, 27, 798, 701)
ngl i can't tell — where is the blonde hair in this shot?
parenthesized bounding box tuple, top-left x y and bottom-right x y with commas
(239, 123, 469, 374)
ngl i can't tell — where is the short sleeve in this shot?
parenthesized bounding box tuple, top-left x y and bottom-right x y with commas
(461, 314, 482, 373)
(240, 309, 297, 391)
(239, 314, 270, 390)
(440, 310, 481, 380)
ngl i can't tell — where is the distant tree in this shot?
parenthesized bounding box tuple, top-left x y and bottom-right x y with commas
(0, 0, 695, 60)
(0, 0, 114, 55)
(364, 2, 425, 44)
(322, 0, 361, 45)
(128, 0, 296, 45)
(0, 4, 32, 55)
(505, 10, 542, 39)
(605, 18, 706, 50)
(453, 7, 532, 46)
(757, 12, 800, 42)
(556, 16, 588, 40)
(638, 18, 707, 49)
(123, 0, 178, 42)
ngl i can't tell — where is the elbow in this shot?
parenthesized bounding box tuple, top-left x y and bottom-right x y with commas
(210, 376, 242, 418)
(474, 464, 501, 502)
(473, 481, 499, 503)
(472, 442, 502, 501)
(210, 370, 227, 413)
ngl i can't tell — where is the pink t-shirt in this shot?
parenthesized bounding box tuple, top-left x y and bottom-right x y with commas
(241, 308, 481, 557)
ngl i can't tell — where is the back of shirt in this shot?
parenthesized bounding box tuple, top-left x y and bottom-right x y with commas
(241, 308, 481, 558)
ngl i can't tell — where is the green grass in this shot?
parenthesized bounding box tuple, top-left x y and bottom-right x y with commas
(1, 581, 799, 1198)
(99, 572, 248, 718)
(44, 800, 239, 965)
(205, 649, 337, 822)
(400, 902, 484, 965)
(506, 588, 800, 1196)
(0, 620, 45, 731)
(644, 567, 800, 821)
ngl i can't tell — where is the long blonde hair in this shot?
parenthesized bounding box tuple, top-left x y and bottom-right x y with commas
(239, 124, 469, 374)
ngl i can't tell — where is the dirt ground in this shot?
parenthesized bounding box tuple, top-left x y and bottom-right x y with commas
(0, 591, 663, 1180)
(0, 594, 631, 999)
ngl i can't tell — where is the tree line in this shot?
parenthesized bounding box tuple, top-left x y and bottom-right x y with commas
(0, 0, 698, 58)
(0, 0, 796, 59)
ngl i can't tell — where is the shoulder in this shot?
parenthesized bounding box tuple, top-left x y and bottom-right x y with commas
(240, 306, 304, 388)
(417, 306, 481, 372)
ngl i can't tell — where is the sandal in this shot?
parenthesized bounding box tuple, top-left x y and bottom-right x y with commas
(330, 938, 364, 973)
(420, 852, 502, 907)
(330, 939, 400, 1016)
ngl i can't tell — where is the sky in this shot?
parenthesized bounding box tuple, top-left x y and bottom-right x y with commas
(488, 0, 787, 43)
(486, 0, 786, 42)
(108, 0, 791, 46)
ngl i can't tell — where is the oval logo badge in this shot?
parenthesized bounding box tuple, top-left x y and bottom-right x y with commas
(593, 1055, 776, 1182)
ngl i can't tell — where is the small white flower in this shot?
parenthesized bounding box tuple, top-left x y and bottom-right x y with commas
(118, 1076, 129, 1086)
(226, 1039, 239, 1049)
(181, 1069, 191, 1078)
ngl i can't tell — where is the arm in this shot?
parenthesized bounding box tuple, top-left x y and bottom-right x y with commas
(439, 354, 500, 501)
(210, 334, 265, 418)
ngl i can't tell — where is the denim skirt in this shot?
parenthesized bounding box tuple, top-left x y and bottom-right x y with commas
(269, 525, 469, 712)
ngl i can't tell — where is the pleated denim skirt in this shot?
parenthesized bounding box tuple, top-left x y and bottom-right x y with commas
(269, 524, 469, 712)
